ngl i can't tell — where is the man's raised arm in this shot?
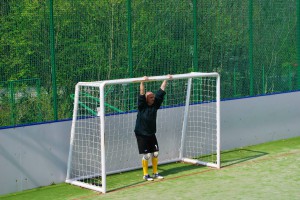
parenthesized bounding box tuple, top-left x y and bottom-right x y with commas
(140, 76, 149, 95)
(160, 74, 172, 91)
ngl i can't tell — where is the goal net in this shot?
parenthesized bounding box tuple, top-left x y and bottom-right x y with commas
(66, 72, 220, 193)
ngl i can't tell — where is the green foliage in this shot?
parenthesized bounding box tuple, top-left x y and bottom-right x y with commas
(0, 0, 298, 127)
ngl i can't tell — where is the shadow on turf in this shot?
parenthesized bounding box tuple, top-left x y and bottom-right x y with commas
(107, 149, 268, 192)
(107, 162, 206, 192)
(158, 162, 206, 176)
(220, 148, 268, 167)
(157, 149, 267, 176)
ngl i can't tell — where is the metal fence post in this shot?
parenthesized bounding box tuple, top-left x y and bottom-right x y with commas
(297, 0, 300, 89)
(249, 0, 254, 96)
(49, 0, 58, 120)
(193, 0, 198, 72)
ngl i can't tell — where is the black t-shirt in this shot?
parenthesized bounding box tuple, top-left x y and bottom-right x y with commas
(134, 88, 166, 136)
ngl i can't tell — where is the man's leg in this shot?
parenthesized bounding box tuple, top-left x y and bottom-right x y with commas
(152, 152, 164, 179)
(136, 135, 153, 181)
(142, 153, 153, 181)
(152, 151, 159, 174)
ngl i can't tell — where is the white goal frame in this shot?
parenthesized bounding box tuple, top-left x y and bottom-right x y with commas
(66, 72, 221, 193)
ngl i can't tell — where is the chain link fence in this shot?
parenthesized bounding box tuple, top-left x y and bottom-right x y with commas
(0, 0, 299, 127)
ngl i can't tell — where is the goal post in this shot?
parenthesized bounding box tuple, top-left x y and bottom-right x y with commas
(66, 72, 221, 193)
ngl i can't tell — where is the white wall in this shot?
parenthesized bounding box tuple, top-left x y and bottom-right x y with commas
(0, 121, 71, 195)
(221, 92, 300, 150)
(0, 91, 299, 195)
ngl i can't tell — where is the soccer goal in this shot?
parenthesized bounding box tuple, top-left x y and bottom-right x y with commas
(66, 72, 220, 193)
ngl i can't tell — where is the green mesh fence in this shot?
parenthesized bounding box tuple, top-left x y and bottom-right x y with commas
(252, 0, 298, 95)
(0, 79, 42, 126)
(0, 0, 299, 127)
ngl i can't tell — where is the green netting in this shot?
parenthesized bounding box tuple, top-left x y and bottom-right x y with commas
(0, 0, 299, 127)
(131, 1, 194, 76)
(252, 0, 298, 94)
(0, 79, 42, 126)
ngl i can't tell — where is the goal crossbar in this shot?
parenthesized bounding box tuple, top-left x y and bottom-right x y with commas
(78, 72, 219, 86)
